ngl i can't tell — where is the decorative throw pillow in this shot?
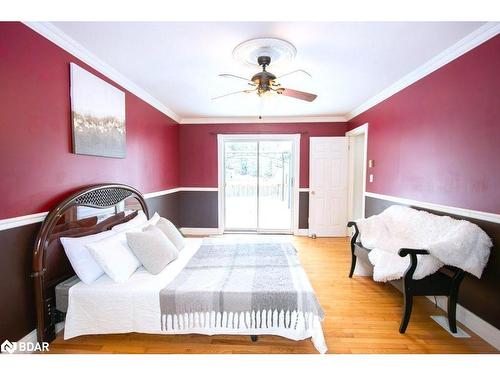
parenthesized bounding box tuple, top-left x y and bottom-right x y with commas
(154, 217, 186, 250)
(126, 226, 179, 275)
(86, 232, 141, 282)
(60, 229, 116, 284)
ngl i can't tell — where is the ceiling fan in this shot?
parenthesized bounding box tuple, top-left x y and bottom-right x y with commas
(213, 56, 317, 102)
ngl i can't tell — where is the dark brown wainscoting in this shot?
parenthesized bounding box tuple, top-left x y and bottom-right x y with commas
(175, 190, 310, 230)
(0, 193, 179, 343)
(0, 222, 40, 343)
(298, 192, 309, 229)
(146, 192, 179, 225)
(177, 191, 219, 228)
(365, 195, 500, 330)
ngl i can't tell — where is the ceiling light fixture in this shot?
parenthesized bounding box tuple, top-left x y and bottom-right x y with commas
(213, 37, 317, 103)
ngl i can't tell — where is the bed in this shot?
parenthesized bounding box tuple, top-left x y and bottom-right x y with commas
(32, 184, 327, 353)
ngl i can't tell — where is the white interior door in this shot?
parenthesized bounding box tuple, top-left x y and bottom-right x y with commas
(309, 137, 348, 237)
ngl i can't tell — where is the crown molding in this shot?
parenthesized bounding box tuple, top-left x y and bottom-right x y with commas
(22, 22, 499, 125)
(180, 116, 347, 124)
(23, 21, 181, 123)
(346, 22, 500, 121)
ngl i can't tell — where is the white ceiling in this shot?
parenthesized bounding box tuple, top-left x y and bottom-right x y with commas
(52, 22, 486, 121)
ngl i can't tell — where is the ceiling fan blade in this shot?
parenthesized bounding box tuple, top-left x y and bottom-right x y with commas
(218, 73, 254, 84)
(212, 89, 256, 100)
(279, 88, 317, 102)
(277, 69, 312, 79)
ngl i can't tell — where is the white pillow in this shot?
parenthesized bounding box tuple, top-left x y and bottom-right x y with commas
(126, 226, 179, 274)
(60, 230, 115, 284)
(111, 211, 160, 232)
(86, 232, 141, 282)
(143, 212, 160, 227)
(155, 217, 185, 250)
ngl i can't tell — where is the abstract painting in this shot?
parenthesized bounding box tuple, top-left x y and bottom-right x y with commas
(70, 63, 126, 158)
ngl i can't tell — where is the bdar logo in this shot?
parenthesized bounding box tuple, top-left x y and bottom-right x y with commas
(1, 339, 49, 353)
(1, 340, 16, 354)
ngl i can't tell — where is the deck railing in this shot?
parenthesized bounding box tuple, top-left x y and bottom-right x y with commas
(225, 181, 291, 203)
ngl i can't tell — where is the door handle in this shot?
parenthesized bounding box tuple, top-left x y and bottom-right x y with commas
(310, 191, 315, 195)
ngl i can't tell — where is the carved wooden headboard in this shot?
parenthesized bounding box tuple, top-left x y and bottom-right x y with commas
(32, 183, 149, 343)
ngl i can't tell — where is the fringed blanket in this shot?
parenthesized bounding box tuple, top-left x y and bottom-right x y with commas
(159, 241, 324, 332)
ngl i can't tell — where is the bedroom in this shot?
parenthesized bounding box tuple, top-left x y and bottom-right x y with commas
(1, 1, 499, 373)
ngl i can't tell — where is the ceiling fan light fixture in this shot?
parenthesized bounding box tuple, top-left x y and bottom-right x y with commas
(215, 38, 317, 103)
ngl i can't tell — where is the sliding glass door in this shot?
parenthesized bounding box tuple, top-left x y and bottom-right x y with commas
(257, 140, 293, 231)
(222, 136, 295, 233)
(224, 141, 258, 230)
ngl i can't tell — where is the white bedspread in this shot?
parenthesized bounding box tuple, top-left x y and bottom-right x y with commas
(64, 236, 327, 353)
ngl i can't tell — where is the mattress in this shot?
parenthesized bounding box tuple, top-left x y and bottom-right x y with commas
(63, 236, 327, 353)
(55, 275, 80, 313)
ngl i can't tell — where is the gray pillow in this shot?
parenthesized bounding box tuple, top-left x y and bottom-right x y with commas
(126, 226, 179, 274)
(155, 217, 186, 250)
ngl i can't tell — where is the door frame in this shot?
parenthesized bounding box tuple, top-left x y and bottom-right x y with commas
(217, 133, 301, 234)
(346, 123, 369, 221)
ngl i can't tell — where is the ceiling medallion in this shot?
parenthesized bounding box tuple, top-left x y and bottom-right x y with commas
(232, 37, 297, 66)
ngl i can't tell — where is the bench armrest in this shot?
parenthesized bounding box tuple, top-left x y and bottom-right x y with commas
(398, 248, 430, 282)
(347, 221, 359, 251)
(398, 248, 430, 257)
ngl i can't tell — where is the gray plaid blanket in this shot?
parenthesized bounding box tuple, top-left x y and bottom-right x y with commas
(159, 241, 324, 331)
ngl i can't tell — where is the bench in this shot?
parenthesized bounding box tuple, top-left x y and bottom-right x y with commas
(347, 221, 466, 333)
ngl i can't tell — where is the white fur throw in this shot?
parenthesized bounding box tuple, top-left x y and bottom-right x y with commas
(356, 205, 492, 282)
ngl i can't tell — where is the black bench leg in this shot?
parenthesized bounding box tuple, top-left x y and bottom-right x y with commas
(446, 270, 465, 334)
(399, 292, 413, 333)
(349, 254, 357, 278)
(447, 292, 458, 333)
(250, 335, 258, 342)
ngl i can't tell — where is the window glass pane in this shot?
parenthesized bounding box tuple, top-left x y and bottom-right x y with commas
(224, 141, 258, 230)
(258, 140, 293, 231)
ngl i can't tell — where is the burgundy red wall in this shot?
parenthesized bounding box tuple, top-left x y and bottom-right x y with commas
(348, 35, 500, 214)
(0, 22, 179, 220)
(179, 122, 347, 188)
(348, 35, 500, 331)
(0, 22, 179, 343)
(2, 21, 499, 340)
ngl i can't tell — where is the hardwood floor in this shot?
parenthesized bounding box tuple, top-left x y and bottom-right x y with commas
(47, 236, 498, 354)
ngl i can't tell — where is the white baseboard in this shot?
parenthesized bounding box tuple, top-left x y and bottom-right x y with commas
(180, 227, 222, 236)
(353, 258, 374, 277)
(294, 229, 309, 236)
(427, 295, 500, 350)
